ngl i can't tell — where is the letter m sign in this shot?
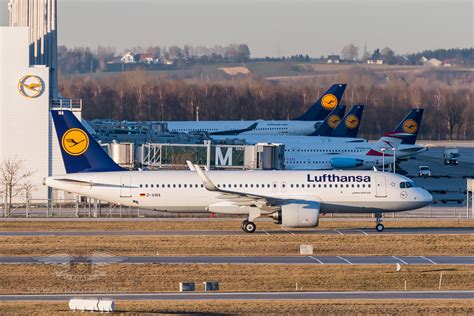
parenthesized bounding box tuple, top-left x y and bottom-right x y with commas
(215, 147, 233, 166)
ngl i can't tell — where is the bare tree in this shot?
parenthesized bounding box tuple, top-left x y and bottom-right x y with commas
(341, 43, 359, 61)
(0, 158, 35, 216)
(444, 92, 467, 140)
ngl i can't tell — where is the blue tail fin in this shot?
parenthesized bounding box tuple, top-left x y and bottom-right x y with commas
(309, 105, 346, 136)
(294, 84, 347, 121)
(393, 109, 424, 145)
(331, 104, 365, 138)
(51, 110, 124, 173)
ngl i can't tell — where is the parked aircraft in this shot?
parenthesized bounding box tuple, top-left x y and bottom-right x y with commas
(165, 84, 347, 135)
(213, 108, 425, 170)
(45, 110, 432, 232)
(285, 132, 406, 170)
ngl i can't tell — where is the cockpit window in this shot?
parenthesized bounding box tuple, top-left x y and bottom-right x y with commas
(400, 181, 417, 188)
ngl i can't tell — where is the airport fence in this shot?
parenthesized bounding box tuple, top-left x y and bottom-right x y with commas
(1, 201, 472, 219)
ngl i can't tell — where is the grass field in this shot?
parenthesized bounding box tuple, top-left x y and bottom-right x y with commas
(0, 234, 472, 256)
(1, 219, 473, 232)
(0, 300, 472, 315)
(0, 265, 472, 294)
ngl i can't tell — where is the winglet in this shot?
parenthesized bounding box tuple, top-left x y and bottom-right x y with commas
(186, 160, 196, 171)
(193, 164, 218, 191)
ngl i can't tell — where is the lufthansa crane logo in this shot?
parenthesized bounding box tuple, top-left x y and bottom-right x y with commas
(345, 114, 359, 129)
(327, 114, 341, 129)
(62, 128, 89, 156)
(321, 94, 338, 110)
(18, 75, 45, 98)
(403, 119, 418, 134)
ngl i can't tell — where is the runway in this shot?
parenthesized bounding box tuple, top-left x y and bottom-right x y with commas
(2, 227, 473, 237)
(0, 291, 472, 301)
(1, 255, 473, 265)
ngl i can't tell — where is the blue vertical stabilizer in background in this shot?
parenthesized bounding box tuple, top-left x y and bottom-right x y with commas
(294, 84, 347, 121)
(310, 105, 347, 136)
(392, 109, 424, 144)
(331, 104, 365, 138)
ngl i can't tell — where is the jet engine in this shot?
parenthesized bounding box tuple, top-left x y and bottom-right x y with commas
(331, 157, 364, 169)
(272, 203, 320, 228)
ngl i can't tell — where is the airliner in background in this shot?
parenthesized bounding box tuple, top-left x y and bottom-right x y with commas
(213, 108, 426, 169)
(45, 109, 432, 232)
(285, 132, 406, 170)
(165, 83, 347, 135)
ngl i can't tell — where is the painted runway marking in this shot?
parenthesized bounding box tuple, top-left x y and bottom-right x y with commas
(420, 256, 437, 264)
(308, 256, 324, 264)
(337, 256, 353, 265)
(392, 256, 408, 265)
(283, 229, 295, 236)
(356, 229, 369, 236)
(333, 230, 344, 235)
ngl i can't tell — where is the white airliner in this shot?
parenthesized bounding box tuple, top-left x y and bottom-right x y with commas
(212, 109, 426, 169)
(284, 133, 405, 170)
(165, 84, 347, 135)
(45, 110, 432, 232)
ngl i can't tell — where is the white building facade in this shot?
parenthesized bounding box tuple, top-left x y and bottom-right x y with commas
(1, 1, 81, 204)
(0, 27, 52, 201)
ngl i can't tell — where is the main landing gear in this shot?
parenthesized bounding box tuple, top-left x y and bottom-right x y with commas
(375, 213, 384, 232)
(241, 220, 256, 233)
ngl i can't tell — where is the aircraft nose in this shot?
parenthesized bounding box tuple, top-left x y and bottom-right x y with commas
(419, 188, 433, 207)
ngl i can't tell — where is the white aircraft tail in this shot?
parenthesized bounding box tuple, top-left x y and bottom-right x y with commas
(366, 132, 408, 157)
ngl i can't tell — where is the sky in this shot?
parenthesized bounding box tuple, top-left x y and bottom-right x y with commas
(0, 0, 472, 57)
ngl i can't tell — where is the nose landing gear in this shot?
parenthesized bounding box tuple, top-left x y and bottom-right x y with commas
(375, 213, 384, 232)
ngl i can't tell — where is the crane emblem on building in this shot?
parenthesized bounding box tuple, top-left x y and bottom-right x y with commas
(18, 75, 45, 98)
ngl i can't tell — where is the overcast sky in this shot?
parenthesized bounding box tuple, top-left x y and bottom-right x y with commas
(0, 0, 472, 57)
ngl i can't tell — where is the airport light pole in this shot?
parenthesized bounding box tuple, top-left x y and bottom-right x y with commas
(381, 148, 386, 172)
(392, 147, 396, 174)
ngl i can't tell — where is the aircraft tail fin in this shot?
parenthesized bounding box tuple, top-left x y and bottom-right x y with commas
(392, 108, 424, 145)
(309, 105, 346, 136)
(51, 110, 124, 173)
(366, 132, 407, 157)
(331, 104, 365, 138)
(294, 83, 347, 121)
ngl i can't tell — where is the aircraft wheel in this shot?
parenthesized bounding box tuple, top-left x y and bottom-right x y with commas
(376, 223, 384, 232)
(243, 221, 256, 233)
(241, 220, 249, 231)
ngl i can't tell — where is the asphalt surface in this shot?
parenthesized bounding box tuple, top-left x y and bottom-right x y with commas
(1, 255, 473, 265)
(2, 227, 473, 237)
(0, 291, 472, 301)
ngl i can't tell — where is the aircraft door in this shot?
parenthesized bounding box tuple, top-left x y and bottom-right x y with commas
(375, 175, 387, 197)
(120, 176, 132, 198)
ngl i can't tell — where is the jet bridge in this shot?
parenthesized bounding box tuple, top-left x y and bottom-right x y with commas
(140, 141, 285, 170)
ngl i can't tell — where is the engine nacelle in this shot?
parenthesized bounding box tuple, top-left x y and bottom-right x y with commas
(331, 157, 364, 169)
(273, 203, 320, 228)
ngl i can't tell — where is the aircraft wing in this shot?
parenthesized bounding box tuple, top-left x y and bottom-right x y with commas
(191, 163, 284, 209)
(209, 122, 258, 136)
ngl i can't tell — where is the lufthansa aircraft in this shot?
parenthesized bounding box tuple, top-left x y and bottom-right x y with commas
(165, 84, 347, 135)
(45, 110, 432, 232)
(213, 109, 425, 168)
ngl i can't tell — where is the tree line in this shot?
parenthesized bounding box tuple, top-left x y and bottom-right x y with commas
(59, 69, 473, 140)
